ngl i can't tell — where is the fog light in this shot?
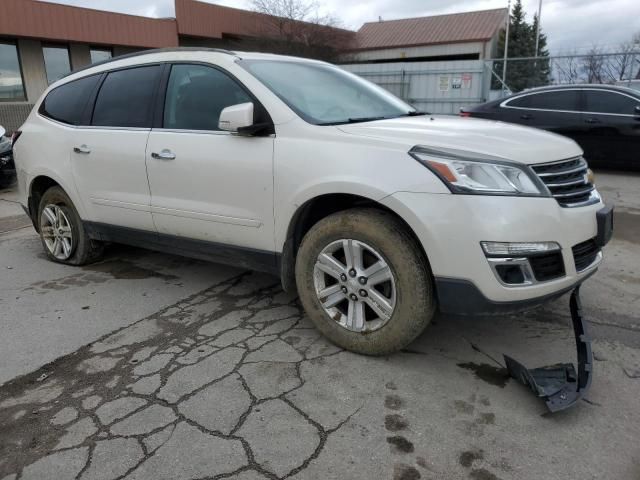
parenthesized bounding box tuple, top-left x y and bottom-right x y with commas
(481, 241, 560, 256)
(495, 264, 526, 284)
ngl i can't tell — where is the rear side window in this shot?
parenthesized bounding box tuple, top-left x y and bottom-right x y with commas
(163, 64, 251, 131)
(507, 90, 580, 111)
(39, 75, 101, 125)
(584, 91, 639, 114)
(506, 95, 532, 108)
(92, 66, 161, 128)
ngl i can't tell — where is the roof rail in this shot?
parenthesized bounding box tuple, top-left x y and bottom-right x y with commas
(64, 47, 237, 78)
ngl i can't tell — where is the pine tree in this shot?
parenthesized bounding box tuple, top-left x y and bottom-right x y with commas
(493, 0, 551, 91)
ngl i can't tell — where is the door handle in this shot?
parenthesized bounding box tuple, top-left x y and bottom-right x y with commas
(151, 150, 176, 160)
(73, 145, 91, 154)
(520, 114, 533, 120)
(585, 118, 600, 124)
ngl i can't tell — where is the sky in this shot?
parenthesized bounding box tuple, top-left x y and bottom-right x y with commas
(47, 0, 640, 55)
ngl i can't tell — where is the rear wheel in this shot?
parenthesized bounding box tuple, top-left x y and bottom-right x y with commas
(295, 208, 435, 355)
(38, 186, 103, 265)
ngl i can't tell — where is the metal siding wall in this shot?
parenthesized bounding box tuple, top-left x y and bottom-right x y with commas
(343, 42, 485, 62)
(342, 60, 486, 115)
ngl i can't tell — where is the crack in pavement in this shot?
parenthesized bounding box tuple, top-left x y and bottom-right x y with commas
(0, 271, 355, 480)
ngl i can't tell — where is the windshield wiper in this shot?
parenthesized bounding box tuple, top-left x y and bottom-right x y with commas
(403, 110, 430, 116)
(346, 116, 387, 123)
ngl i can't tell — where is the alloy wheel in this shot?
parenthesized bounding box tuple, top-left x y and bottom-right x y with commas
(40, 204, 74, 260)
(313, 239, 397, 332)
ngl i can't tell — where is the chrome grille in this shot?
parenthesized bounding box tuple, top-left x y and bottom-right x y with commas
(531, 157, 597, 207)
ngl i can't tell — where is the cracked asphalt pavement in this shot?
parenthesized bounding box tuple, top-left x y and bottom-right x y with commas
(1, 171, 639, 480)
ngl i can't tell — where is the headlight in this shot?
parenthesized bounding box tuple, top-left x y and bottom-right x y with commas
(410, 146, 549, 196)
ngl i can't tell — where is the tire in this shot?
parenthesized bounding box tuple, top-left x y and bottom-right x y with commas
(295, 208, 435, 355)
(37, 186, 104, 266)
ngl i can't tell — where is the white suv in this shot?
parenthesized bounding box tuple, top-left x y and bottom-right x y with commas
(13, 48, 613, 355)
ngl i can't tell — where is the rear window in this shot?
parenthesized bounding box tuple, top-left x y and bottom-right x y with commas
(39, 75, 101, 125)
(92, 66, 161, 128)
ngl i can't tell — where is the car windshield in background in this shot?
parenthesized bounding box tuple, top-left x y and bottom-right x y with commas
(239, 59, 419, 125)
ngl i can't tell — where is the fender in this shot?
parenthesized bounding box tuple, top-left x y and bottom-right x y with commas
(27, 167, 88, 220)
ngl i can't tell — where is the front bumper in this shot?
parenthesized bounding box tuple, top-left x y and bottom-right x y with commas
(381, 191, 608, 311)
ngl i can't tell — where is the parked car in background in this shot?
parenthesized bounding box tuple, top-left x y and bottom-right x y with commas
(0, 126, 16, 188)
(13, 49, 613, 355)
(462, 85, 640, 170)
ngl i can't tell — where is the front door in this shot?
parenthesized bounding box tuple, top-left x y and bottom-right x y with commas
(145, 63, 275, 255)
(71, 65, 162, 231)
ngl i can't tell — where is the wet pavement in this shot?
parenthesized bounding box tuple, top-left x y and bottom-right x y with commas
(0, 171, 639, 480)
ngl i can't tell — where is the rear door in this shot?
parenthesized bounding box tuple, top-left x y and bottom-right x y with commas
(581, 89, 640, 167)
(501, 89, 583, 140)
(145, 63, 276, 256)
(71, 65, 162, 231)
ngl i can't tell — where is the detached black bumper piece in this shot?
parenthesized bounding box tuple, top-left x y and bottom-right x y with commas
(504, 286, 592, 413)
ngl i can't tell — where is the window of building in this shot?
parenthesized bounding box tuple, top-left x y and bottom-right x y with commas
(90, 48, 112, 64)
(584, 90, 639, 115)
(39, 74, 101, 125)
(0, 41, 26, 101)
(92, 66, 161, 128)
(163, 64, 252, 131)
(43, 45, 71, 84)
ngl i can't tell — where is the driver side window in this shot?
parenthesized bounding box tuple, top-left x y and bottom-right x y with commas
(163, 64, 251, 131)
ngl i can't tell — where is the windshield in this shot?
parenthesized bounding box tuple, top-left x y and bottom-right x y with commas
(239, 59, 418, 125)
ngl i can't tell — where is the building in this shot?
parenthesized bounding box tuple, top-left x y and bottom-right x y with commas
(339, 9, 508, 115)
(342, 9, 507, 64)
(0, 0, 353, 132)
(0, 0, 507, 130)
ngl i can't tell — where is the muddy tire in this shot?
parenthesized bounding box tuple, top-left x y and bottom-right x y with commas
(38, 186, 103, 266)
(295, 208, 435, 355)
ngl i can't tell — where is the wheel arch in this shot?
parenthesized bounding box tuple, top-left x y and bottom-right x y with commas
(279, 192, 431, 293)
(28, 174, 80, 232)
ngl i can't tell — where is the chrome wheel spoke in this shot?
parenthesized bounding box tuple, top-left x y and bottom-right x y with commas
(60, 226, 72, 239)
(346, 301, 365, 331)
(343, 239, 364, 271)
(52, 238, 62, 257)
(364, 261, 392, 286)
(321, 291, 346, 309)
(61, 238, 72, 257)
(42, 207, 57, 227)
(317, 253, 346, 280)
(55, 206, 64, 226)
(318, 283, 343, 299)
(365, 289, 394, 321)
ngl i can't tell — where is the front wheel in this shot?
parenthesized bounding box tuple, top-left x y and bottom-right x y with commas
(38, 186, 104, 265)
(295, 208, 435, 355)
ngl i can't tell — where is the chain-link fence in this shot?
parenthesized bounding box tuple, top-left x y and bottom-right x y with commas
(486, 51, 640, 98)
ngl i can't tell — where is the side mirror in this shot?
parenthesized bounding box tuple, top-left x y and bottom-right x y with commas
(219, 102, 254, 133)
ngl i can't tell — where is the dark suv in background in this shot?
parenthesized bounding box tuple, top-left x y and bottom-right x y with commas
(462, 85, 640, 170)
(0, 127, 15, 188)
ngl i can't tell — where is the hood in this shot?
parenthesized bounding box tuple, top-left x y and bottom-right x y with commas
(337, 115, 583, 165)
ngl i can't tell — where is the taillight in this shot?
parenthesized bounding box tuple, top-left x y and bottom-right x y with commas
(459, 111, 471, 117)
(11, 130, 22, 146)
